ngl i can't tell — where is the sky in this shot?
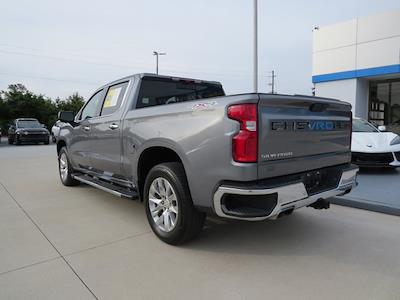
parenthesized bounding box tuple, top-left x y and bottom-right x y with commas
(1, 0, 400, 100)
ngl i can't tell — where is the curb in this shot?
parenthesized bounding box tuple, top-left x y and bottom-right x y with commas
(331, 196, 400, 217)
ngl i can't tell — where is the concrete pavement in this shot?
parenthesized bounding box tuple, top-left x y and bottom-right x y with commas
(334, 167, 400, 216)
(0, 141, 400, 299)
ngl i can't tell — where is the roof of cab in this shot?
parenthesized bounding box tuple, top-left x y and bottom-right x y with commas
(100, 73, 222, 89)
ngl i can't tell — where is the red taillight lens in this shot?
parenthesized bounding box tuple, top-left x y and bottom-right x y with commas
(227, 104, 258, 163)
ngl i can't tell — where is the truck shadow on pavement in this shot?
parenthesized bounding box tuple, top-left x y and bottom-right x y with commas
(188, 213, 344, 255)
(178, 210, 399, 278)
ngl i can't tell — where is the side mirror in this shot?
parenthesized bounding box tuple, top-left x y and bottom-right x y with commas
(378, 125, 387, 132)
(58, 111, 75, 123)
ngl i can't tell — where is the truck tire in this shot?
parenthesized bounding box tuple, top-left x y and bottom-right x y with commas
(144, 162, 205, 245)
(58, 147, 79, 186)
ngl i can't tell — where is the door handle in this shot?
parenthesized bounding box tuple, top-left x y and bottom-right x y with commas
(83, 126, 90, 132)
(109, 123, 119, 130)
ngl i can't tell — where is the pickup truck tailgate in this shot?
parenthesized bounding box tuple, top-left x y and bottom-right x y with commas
(257, 94, 352, 179)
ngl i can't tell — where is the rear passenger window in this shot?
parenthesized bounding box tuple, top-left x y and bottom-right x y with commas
(100, 82, 128, 116)
(136, 77, 225, 109)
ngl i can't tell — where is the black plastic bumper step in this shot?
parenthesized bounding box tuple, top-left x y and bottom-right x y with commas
(224, 207, 270, 218)
(72, 174, 138, 199)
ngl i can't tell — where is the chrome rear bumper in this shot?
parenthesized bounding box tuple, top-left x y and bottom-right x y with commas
(213, 167, 358, 221)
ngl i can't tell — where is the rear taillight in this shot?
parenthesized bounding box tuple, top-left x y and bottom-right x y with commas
(227, 104, 258, 163)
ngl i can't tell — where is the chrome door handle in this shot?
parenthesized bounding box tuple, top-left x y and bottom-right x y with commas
(83, 126, 90, 132)
(109, 123, 119, 130)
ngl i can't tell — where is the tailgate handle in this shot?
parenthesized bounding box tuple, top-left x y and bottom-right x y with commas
(309, 103, 329, 112)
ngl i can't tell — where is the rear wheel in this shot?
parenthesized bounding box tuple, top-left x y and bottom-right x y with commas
(58, 147, 79, 186)
(144, 162, 205, 245)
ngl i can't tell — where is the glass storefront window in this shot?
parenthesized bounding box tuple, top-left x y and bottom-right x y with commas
(369, 80, 400, 133)
(391, 82, 400, 126)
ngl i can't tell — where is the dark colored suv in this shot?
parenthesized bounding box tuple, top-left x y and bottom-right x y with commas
(8, 118, 50, 145)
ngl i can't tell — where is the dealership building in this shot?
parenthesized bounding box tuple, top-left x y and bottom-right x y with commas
(312, 10, 400, 129)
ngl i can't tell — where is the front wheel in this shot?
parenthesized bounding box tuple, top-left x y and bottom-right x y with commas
(58, 147, 79, 186)
(144, 162, 205, 245)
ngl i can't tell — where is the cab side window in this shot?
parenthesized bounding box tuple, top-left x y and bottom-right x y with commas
(80, 90, 104, 120)
(100, 82, 128, 116)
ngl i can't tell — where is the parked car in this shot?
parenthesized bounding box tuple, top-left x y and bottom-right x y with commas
(387, 120, 400, 135)
(57, 73, 358, 244)
(351, 118, 400, 168)
(51, 120, 62, 143)
(8, 118, 50, 145)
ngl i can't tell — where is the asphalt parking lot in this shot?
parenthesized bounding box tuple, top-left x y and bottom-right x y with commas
(1, 139, 400, 300)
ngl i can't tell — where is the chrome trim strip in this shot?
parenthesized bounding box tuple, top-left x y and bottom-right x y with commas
(213, 167, 359, 221)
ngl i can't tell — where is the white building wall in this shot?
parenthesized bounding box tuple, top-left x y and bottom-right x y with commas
(357, 37, 400, 70)
(312, 19, 357, 52)
(354, 79, 369, 119)
(314, 78, 369, 118)
(315, 79, 356, 109)
(313, 46, 356, 75)
(312, 10, 400, 77)
(312, 10, 400, 119)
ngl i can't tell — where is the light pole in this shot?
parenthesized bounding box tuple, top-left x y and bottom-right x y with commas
(253, 0, 258, 93)
(268, 70, 276, 94)
(153, 51, 166, 75)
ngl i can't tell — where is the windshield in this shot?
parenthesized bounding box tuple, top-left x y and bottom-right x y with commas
(352, 119, 379, 133)
(17, 120, 42, 128)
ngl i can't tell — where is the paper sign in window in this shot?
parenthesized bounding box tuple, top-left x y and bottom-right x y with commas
(104, 87, 122, 108)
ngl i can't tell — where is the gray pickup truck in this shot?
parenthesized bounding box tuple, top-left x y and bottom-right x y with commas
(57, 73, 358, 244)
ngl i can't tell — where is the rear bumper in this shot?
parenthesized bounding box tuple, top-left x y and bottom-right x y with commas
(213, 165, 358, 221)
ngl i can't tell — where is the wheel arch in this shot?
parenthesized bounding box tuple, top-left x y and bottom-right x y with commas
(137, 146, 188, 202)
(56, 139, 67, 155)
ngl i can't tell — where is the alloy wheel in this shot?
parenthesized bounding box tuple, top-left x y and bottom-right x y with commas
(148, 177, 179, 232)
(59, 153, 68, 182)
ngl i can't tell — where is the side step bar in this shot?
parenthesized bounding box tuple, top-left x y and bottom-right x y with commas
(72, 174, 138, 199)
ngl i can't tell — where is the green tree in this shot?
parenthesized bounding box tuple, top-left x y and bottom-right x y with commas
(1, 84, 58, 130)
(0, 84, 85, 134)
(56, 92, 85, 114)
